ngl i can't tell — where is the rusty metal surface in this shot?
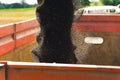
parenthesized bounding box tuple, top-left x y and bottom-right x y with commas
(1, 15, 120, 64)
(0, 41, 36, 62)
(72, 15, 120, 66)
(5, 62, 120, 80)
(73, 15, 120, 32)
(0, 64, 5, 80)
(1, 15, 120, 56)
(72, 32, 120, 66)
(0, 18, 39, 56)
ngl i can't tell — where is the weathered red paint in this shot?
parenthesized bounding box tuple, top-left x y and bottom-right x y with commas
(1, 15, 120, 56)
(16, 34, 36, 48)
(0, 40, 14, 56)
(0, 64, 5, 80)
(73, 22, 120, 32)
(80, 14, 120, 22)
(0, 19, 38, 56)
(0, 24, 14, 38)
(0, 62, 120, 80)
(73, 14, 120, 32)
(16, 19, 39, 32)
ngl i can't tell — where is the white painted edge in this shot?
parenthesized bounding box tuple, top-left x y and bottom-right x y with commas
(0, 64, 4, 67)
(0, 23, 14, 28)
(0, 18, 37, 27)
(16, 18, 37, 24)
(7, 61, 120, 69)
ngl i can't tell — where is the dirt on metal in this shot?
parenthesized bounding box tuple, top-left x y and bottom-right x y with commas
(0, 41, 36, 62)
(72, 31, 120, 66)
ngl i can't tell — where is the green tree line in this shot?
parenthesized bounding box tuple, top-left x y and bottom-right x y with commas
(73, 0, 91, 10)
(74, 0, 120, 10)
(101, 0, 120, 6)
(1, 0, 120, 10)
(0, 1, 36, 9)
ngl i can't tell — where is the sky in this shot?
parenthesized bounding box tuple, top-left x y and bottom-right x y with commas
(0, 0, 37, 4)
(89, 0, 99, 2)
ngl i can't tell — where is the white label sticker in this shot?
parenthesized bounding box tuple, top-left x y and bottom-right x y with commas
(85, 37, 103, 44)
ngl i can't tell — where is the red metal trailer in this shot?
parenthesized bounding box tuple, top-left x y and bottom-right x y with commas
(0, 61, 120, 80)
(0, 14, 120, 80)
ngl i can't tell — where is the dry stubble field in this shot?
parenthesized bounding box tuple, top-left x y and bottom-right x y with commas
(0, 8, 36, 25)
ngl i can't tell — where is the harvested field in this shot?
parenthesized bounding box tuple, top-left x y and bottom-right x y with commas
(0, 8, 36, 25)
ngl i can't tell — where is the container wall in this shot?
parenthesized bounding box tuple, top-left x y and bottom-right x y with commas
(0, 19, 39, 62)
(72, 14, 120, 66)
